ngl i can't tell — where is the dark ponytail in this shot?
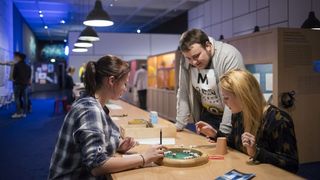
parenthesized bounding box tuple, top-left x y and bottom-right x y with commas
(84, 55, 130, 97)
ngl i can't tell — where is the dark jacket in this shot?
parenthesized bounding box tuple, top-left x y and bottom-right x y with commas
(13, 61, 31, 85)
(65, 73, 75, 90)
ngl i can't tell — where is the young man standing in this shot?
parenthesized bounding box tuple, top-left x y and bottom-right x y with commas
(133, 64, 148, 110)
(11, 52, 31, 118)
(175, 29, 245, 137)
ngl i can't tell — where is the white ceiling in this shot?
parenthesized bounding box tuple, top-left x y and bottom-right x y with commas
(13, 0, 207, 40)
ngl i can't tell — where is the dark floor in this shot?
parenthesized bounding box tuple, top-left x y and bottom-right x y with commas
(0, 91, 319, 179)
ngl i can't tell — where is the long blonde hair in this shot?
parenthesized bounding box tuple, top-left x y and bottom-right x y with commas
(219, 69, 267, 137)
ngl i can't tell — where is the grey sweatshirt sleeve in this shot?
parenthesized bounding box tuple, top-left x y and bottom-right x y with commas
(218, 43, 245, 134)
(175, 60, 191, 130)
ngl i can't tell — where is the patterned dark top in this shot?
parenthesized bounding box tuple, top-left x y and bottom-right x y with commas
(48, 96, 121, 180)
(218, 105, 299, 173)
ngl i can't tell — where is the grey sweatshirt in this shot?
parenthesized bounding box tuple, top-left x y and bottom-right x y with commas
(175, 37, 245, 134)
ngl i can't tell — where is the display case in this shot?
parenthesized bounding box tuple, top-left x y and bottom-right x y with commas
(148, 52, 175, 90)
(147, 51, 177, 121)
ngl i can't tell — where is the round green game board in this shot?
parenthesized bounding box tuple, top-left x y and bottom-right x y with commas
(159, 148, 208, 167)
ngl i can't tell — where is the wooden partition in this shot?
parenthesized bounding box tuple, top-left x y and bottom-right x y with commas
(226, 28, 320, 163)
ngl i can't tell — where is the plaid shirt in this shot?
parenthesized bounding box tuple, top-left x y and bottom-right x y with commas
(218, 105, 299, 173)
(48, 96, 120, 180)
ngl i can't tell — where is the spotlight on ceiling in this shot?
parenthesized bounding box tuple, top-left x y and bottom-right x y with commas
(301, 11, 320, 30)
(219, 34, 224, 40)
(83, 0, 114, 27)
(78, 26, 100, 41)
(44, 25, 48, 29)
(137, 29, 141, 34)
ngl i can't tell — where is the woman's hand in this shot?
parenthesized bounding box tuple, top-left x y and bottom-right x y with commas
(142, 145, 167, 164)
(117, 137, 137, 154)
(241, 132, 257, 157)
(195, 121, 217, 138)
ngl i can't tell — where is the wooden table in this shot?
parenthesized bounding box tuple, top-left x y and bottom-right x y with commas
(108, 100, 303, 180)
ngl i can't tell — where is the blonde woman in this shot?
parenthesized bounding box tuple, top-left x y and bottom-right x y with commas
(196, 69, 298, 173)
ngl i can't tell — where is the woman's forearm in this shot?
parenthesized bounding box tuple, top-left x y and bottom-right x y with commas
(91, 155, 144, 176)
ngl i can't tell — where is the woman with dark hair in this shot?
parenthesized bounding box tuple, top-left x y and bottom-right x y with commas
(49, 55, 165, 180)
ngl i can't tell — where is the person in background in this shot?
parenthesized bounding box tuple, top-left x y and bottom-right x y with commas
(49, 55, 165, 179)
(79, 63, 86, 83)
(0, 52, 32, 113)
(176, 28, 245, 135)
(196, 69, 299, 173)
(65, 66, 76, 105)
(133, 64, 148, 110)
(11, 52, 31, 118)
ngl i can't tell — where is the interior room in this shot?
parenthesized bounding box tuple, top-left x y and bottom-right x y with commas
(0, 0, 319, 179)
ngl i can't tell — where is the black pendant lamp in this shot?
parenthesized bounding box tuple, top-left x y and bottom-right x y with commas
(83, 0, 114, 27)
(72, 47, 88, 53)
(78, 26, 100, 41)
(74, 39, 93, 48)
(253, 26, 260, 32)
(301, 11, 320, 30)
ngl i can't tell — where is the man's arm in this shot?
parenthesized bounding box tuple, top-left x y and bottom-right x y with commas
(133, 70, 139, 87)
(0, 61, 14, 66)
(175, 58, 191, 130)
(219, 43, 245, 134)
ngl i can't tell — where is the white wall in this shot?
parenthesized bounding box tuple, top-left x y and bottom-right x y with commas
(68, 32, 180, 82)
(188, 0, 320, 39)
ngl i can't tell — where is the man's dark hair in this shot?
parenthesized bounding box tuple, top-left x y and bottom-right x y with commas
(179, 29, 210, 52)
(141, 64, 146, 69)
(14, 52, 26, 61)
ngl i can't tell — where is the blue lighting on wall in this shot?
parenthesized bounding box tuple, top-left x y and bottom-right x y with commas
(41, 44, 66, 60)
(314, 60, 320, 72)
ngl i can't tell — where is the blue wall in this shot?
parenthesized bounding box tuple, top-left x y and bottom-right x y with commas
(13, 3, 24, 53)
(0, 0, 14, 97)
(0, 0, 36, 99)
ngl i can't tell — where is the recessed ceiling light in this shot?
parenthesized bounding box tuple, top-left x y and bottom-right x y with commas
(60, 20, 66, 24)
(44, 25, 48, 29)
(39, 10, 42, 14)
(137, 29, 141, 33)
(50, 58, 56, 63)
(39, 14, 44, 18)
(64, 39, 67, 43)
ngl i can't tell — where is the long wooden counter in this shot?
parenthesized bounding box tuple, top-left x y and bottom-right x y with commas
(108, 100, 302, 180)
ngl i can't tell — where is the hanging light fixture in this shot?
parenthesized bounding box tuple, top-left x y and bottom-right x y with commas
(78, 26, 100, 41)
(253, 26, 260, 32)
(74, 39, 93, 48)
(72, 47, 88, 53)
(301, 11, 320, 30)
(83, 0, 114, 27)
